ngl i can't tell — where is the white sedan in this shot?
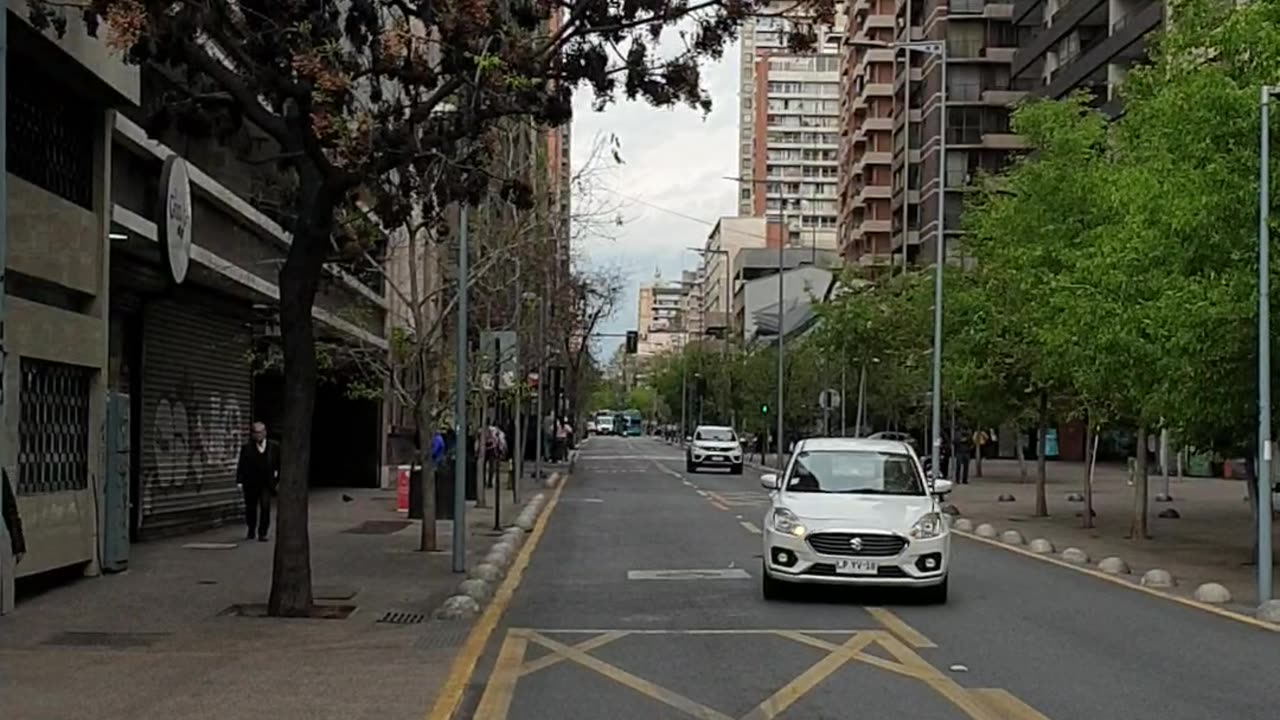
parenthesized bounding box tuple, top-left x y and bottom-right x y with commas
(759, 437, 952, 603)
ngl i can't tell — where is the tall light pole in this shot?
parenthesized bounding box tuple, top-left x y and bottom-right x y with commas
(1258, 85, 1275, 606)
(849, 38, 948, 478)
(452, 205, 470, 574)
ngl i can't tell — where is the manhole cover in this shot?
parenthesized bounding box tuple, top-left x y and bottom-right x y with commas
(343, 520, 412, 535)
(42, 631, 170, 648)
(378, 611, 426, 625)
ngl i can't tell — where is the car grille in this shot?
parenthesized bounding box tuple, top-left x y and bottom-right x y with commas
(807, 532, 907, 558)
(807, 564, 908, 578)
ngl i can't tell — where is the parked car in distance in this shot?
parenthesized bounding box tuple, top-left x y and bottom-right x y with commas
(685, 425, 743, 474)
(759, 437, 951, 603)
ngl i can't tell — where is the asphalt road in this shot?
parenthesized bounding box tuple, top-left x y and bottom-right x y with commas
(457, 435, 1280, 720)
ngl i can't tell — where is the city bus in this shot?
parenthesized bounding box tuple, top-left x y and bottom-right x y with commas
(622, 409, 643, 436)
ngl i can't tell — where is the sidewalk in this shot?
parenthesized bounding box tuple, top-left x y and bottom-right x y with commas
(949, 459, 1279, 609)
(0, 480, 533, 720)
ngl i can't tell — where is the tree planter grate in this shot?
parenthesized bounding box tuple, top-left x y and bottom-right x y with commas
(378, 611, 426, 625)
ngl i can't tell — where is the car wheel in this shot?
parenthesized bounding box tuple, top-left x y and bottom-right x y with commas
(686, 457, 697, 473)
(730, 463, 743, 476)
(762, 563, 788, 601)
(921, 576, 948, 605)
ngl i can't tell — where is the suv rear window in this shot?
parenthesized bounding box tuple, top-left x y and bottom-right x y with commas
(695, 429, 736, 442)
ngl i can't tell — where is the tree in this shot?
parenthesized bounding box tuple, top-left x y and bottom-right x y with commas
(33, 0, 839, 616)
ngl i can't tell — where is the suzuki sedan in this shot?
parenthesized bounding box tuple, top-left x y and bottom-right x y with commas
(759, 437, 951, 603)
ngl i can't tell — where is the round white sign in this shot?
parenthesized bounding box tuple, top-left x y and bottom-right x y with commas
(158, 155, 193, 284)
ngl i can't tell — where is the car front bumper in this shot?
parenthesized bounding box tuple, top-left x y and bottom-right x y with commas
(688, 450, 742, 466)
(763, 526, 950, 587)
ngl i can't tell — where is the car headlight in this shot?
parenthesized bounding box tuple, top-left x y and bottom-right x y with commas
(910, 512, 946, 539)
(771, 508, 807, 537)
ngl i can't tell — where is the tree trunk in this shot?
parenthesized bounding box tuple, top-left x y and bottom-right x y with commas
(268, 181, 333, 617)
(1015, 434, 1029, 483)
(1083, 422, 1095, 529)
(1034, 394, 1049, 517)
(1130, 427, 1150, 540)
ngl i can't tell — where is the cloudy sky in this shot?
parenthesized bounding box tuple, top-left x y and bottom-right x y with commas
(570, 40, 742, 360)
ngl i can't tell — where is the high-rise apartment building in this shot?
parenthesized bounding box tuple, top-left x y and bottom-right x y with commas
(738, 3, 848, 248)
(838, 0, 899, 265)
(1010, 0, 1163, 117)
(886, 0, 1022, 266)
(636, 275, 688, 358)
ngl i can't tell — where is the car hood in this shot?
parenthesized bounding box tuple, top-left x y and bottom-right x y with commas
(693, 441, 740, 452)
(779, 493, 935, 529)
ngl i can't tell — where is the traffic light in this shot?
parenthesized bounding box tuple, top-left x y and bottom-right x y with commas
(760, 403, 769, 415)
(625, 330, 638, 354)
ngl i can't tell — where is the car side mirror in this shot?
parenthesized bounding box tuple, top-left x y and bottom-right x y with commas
(685, 436, 692, 443)
(932, 479, 953, 496)
(760, 473, 780, 490)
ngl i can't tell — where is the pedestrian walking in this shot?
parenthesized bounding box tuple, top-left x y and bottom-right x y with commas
(2, 469, 26, 565)
(236, 421, 280, 542)
(953, 429, 972, 484)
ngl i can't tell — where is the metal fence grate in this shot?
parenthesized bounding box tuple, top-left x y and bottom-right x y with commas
(6, 67, 96, 209)
(18, 359, 93, 495)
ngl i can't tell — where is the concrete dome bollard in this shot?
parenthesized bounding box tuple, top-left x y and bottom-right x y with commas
(952, 518, 974, 532)
(434, 595, 481, 620)
(1028, 538, 1055, 554)
(1061, 548, 1090, 565)
(1193, 583, 1232, 604)
(1141, 569, 1175, 588)
(1097, 557, 1130, 575)
(1000, 530, 1026, 546)
(974, 523, 998, 539)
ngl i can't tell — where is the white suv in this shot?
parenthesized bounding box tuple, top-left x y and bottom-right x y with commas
(685, 425, 744, 475)
(759, 437, 952, 603)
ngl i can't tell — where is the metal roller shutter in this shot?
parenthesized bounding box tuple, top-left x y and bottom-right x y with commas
(139, 293, 252, 538)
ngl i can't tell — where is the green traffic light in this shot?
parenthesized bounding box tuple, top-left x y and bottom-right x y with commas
(760, 404, 769, 414)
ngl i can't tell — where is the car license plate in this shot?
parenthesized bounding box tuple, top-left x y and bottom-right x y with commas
(835, 559, 878, 575)
(709, 455, 722, 461)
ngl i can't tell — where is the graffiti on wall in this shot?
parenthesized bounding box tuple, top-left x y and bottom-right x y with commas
(148, 382, 245, 492)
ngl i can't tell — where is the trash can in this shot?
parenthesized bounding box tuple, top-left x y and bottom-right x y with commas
(407, 459, 478, 520)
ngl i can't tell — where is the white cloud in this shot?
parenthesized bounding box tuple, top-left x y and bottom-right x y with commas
(571, 40, 742, 360)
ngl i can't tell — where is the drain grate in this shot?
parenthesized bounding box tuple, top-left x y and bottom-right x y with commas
(378, 611, 426, 625)
(344, 520, 412, 535)
(43, 631, 170, 648)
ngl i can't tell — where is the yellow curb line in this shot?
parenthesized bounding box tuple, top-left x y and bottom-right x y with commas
(953, 529, 1280, 633)
(425, 473, 569, 720)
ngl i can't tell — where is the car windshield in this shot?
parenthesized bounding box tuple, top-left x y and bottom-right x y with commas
(784, 450, 925, 496)
(695, 429, 736, 442)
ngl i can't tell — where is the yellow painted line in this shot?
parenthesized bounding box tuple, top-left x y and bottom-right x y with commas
(711, 501, 731, 511)
(955, 530, 1280, 633)
(471, 630, 529, 720)
(424, 475, 568, 720)
(518, 631, 627, 677)
(779, 631, 929, 681)
(695, 489, 708, 497)
(970, 689, 1053, 720)
(871, 633, 1001, 720)
(741, 633, 875, 720)
(526, 632, 734, 720)
(866, 607, 937, 648)
(740, 521, 762, 534)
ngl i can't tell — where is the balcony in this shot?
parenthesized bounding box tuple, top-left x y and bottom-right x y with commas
(864, 117, 895, 133)
(983, 130, 1027, 148)
(854, 184, 893, 206)
(1038, 1, 1162, 99)
(1011, 0, 1109, 78)
(860, 219, 893, 234)
(982, 88, 1028, 106)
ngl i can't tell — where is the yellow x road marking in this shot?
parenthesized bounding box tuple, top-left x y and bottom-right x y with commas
(705, 490, 769, 508)
(472, 628, 1050, 720)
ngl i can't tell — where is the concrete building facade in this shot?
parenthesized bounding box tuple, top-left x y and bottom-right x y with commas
(738, 3, 848, 248)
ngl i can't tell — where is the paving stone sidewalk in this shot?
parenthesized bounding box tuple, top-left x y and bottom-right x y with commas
(0, 479, 534, 720)
(947, 459, 1279, 609)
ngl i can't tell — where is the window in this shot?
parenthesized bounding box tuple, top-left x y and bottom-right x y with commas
(785, 450, 926, 496)
(18, 359, 93, 494)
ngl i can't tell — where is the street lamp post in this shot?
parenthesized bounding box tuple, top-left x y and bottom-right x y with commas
(452, 205, 470, 574)
(849, 37, 948, 479)
(1258, 85, 1275, 606)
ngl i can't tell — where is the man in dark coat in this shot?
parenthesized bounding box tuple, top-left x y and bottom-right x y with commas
(2, 469, 25, 564)
(236, 421, 280, 541)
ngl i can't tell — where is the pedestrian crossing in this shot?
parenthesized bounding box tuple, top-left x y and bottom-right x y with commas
(704, 490, 770, 508)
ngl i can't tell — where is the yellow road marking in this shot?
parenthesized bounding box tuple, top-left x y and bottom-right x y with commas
(695, 489, 708, 497)
(518, 631, 627, 676)
(525, 631, 734, 720)
(872, 633, 1001, 720)
(423, 475, 568, 720)
(524, 628, 868, 635)
(777, 631, 930, 681)
(971, 688, 1053, 720)
(955, 530, 1280, 633)
(740, 521, 762, 534)
(741, 633, 876, 720)
(472, 631, 529, 720)
(866, 607, 937, 648)
(711, 501, 731, 511)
